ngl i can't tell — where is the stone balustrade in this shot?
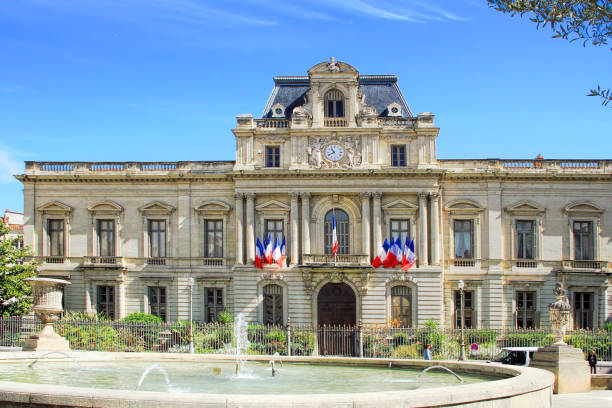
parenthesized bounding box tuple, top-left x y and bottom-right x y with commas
(302, 254, 370, 266)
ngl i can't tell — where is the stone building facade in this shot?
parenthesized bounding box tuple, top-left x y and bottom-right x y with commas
(17, 60, 612, 329)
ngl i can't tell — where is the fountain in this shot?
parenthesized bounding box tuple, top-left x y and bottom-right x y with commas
(270, 351, 282, 376)
(22, 277, 71, 352)
(135, 364, 171, 391)
(233, 313, 250, 376)
(417, 365, 464, 384)
(28, 351, 79, 368)
(532, 282, 590, 393)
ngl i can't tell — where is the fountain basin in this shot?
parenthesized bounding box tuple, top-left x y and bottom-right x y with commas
(0, 352, 554, 407)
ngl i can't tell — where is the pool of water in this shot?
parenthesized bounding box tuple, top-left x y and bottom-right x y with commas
(0, 360, 493, 395)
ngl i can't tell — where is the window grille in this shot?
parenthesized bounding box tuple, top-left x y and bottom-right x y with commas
(263, 284, 283, 325)
(391, 286, 412, 327)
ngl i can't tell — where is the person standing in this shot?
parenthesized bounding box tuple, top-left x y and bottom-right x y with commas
(424, 343, 432, 360)
(587, 350, 597, 374)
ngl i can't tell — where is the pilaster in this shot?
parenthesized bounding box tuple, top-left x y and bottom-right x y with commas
(235, 193, 244, 265)
(372, 192, 382, 251)
(418, 192, 429, 266)
(245, 193, 256, 264)
(290, 192, 299, 265)
(430, 191, 440, 265)
(301, 192, 311, 260)
(361, 192, 371, 258)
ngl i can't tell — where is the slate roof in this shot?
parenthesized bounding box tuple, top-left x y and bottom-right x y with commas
(261, 75, 412, 119)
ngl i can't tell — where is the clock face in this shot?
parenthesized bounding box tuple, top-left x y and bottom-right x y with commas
(325, 144, 345, 161)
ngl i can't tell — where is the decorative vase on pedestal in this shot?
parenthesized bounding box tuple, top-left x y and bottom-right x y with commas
(22, 277, 71, 352)
(532, 282, 590, 394)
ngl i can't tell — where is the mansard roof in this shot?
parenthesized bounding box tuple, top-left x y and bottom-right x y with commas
(261, 75, 412, 119)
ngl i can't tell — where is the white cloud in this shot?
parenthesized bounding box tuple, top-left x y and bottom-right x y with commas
(0, 146, 24, 183)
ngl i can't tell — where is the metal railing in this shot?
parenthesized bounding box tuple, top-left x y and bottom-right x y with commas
(2, 317, 610, 361)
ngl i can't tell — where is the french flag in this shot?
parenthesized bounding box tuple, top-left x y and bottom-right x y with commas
(255, 238, 264, 270)
(401, 239, 417, 271)
(273, 236, 282, 266)
(279, 236, 287, 268)
(371, 238, 390, 269)
(332, 210, 338, 257)
(264, 233, 273, 264)
(383, 237, 401, 268)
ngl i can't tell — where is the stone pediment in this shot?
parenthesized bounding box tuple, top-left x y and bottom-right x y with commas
(194, 200, 231, 215)
(37, 200, 73, 214)
(504, 200, 545, 215)
(139, 201, 176, 215)
(564, 201, 603, 215)
(87, 200, 123, 214)
(445, 199, 484, 213)
(256, 200, 290, 213)
(382, 199, 418, 214)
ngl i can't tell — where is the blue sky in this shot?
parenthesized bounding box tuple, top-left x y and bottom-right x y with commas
(1, 0, 610, 213)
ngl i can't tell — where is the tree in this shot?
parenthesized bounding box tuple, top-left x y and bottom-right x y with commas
(488, 0, 612, 106)
(0, 218, 36, 316)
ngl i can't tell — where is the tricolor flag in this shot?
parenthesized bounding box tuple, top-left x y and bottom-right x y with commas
(331, 210, 338, 257)
(255, 238, 264, 270)
(279, 236, 287, 268)
(371, 238, 390, 269)
(273, 236, 282, 266)
(401, 239, 417, 271)
(264, 233, 273, 264)
(383, 237, 401, 268)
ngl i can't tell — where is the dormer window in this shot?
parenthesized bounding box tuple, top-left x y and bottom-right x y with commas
(325, 90, 344, 118)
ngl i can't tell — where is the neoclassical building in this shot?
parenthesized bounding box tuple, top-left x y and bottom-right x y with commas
(17, 59, 612, 330)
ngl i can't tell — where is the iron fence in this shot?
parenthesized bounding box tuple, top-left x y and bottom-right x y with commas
(1, 317, 610, 361)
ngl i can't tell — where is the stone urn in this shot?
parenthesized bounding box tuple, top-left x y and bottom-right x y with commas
(22, 277, 71, 352)
(549, 283, 572, 345)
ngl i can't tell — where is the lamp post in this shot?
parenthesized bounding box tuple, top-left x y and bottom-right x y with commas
(189, 277, 195, 354)
(458, 280, 466, 361)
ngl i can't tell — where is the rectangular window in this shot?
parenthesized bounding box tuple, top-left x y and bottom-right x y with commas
(390, 219, 410, 246)
(264, 219, 284, 246)
(574, 292, 593, 329)
(454, 220, 474, 259)
(205, 288, 224, 323)
(148, 286, 167, 321)
(266, 146, 280, 168)
(573, 221, 594, 260)
(391, 145, 406, 167)
(516, 220, 535, 259)
(454, 290, 474, 329)
(97, 219, 115, 257)
(204, 220, 223, 258)
(391, 286, 412, 327)
(97, 285, 115, 319)
(516, 291, 536, 328)
(148, 220, 166, 258)
(47, 219, 64, 256)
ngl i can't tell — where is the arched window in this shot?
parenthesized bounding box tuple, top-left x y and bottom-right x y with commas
(324, 209, 349, 254)
(391, 286, 412, 327)
(324, 90, 344, 118)
(263, 284, 283, 325)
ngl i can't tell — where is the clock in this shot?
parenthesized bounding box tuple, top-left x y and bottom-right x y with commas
(325, 144, 345, 161)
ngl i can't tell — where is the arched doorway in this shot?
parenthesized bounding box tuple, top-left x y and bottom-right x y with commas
(317, 282, 356, 356)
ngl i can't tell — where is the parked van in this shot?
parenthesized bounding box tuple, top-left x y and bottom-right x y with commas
(492, 347, 539, 366)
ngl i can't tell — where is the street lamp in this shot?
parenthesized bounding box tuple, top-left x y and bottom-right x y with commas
(188, 277, 195, 354)
(458, 280, 466, 361)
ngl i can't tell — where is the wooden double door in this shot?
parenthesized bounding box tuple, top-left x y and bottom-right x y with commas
(317, 283, 356, 356)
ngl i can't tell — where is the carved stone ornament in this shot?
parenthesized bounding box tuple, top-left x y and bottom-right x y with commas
(302, 271, 314, 299)
(328, 271, 344, 283)
(355, 272, 370, 295)
(327, 57, 341, 72)
(549, 282, 571, 345)
(259, 271, 285, 282)
(386, 273, 415, 284)
(307, 135, 362, 169)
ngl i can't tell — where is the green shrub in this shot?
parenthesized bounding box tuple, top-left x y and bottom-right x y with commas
(291, 330, 315, 355)
(391, 344, 421, 359)
(603, 322, 612, 332)
(57, 324, 118, 351)
(248, 324, 266, 342)
(263, 328, 286, 343)
(392, 332, 413, 346)
(61, 311, 108, 322)
(504, 333, 554, 347)
(217, 312, 234, 324)
(120, 313, 163, 323)
(463, 329, 499, 345)
(565, 330, 612, 358)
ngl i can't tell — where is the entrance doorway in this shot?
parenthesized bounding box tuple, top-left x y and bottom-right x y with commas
(317, 282, 356, 355)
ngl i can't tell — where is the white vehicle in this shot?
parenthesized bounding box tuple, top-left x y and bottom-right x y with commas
(492, 347, 540, 366)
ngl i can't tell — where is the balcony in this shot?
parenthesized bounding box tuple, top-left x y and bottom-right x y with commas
(562, 260, 608, 271)
(202, 258, 225, 266)
(324, 118, 347, 127)
(452, 259, 476, 268)
(302, 254, 370, 267)
(146, 258, 167, 266)
(40, 256, 67, 264)
(81, 256, 126, 269)
(255, 119, 289, 129)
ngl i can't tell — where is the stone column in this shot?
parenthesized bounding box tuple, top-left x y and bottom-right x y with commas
(235, 193, 244, 265)
(245, 193, 256, 264)
(361, 192, 371, 257)
(84, 282, 92, 314)
(117, 280, 125, 319)
(290, 192, 299, 265)
(418, 192, 429, 266)
(372, 192, 382, 251)
(430, 191, 440, 265)
(300, 192, 311, 258)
